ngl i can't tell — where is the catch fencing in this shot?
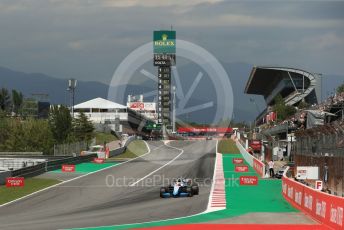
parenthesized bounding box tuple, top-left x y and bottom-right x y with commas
(53, 139, 95, 156)
(292, 120, 344, 197)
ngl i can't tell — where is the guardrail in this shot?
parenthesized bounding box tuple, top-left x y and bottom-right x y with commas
(0, 152, 43, 156)
(282, 167, 344, 229)
(0, 138, 138, 185)
(0, 154, 97, 185)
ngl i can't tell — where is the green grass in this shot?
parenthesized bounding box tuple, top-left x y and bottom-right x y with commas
(106, 140, 148, 162)
(95, 132, 118, 145)
(51, 162, 118, 174)
(223, 154, 295, 213)
(72, 146, 296, 230)
(218, 139, 240, 153)
(0, 178, 60, 205)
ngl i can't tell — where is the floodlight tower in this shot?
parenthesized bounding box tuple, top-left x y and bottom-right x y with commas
(67, 79, 77, 117)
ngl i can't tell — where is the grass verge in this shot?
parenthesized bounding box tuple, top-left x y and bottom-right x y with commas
(95, 132, 118, 145)
(218, 139, 240, 153)
(106, 140, 148, 162)
(0, 178, 60, 205)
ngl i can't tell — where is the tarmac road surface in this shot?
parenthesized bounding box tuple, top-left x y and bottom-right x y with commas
(0, 140, 216, 230)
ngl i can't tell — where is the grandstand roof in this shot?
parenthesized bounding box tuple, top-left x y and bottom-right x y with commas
(74, 97, 126, 109)
(245, 66, 314, 97)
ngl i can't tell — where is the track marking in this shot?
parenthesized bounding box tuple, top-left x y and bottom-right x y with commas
(68, 140, 220, 230)
(0, 141, 154, 208)
(205, 140, 226, 212)
(129, 142, 184, 187)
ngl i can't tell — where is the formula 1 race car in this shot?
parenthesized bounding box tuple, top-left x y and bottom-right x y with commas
(160, 178, 199, 198)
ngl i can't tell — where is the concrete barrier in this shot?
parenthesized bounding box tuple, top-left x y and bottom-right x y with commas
(0, 171, 11, 185)
(109, 147, 126, 158)
(122, 135, 136, 147)
(236, 140, 266, 178)
(282, 168, 344, 229)
(108, 136, 137, 158)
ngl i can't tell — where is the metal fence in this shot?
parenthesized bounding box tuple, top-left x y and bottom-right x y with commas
(292, 120, 344, 197)
(53, 139, 95, 156)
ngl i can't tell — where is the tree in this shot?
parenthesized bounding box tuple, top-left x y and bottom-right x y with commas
(73, 112, 95, 144)
(0, 118, 54, 154)
(48, 105, 72, 143)
(12, 89, 23, 115)
(21, 119, 54, 154)
(0, 88, 11, 112)
(0, 115, 10, 150)
(298, 100, 309, 109)
(337, 83, 344, 94)
(273, 94, 297, 121)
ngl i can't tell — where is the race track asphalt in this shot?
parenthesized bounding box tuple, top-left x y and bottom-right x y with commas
(0, 140, 216, 230)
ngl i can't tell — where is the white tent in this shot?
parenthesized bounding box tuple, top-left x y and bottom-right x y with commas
(74, 97, 126, 110)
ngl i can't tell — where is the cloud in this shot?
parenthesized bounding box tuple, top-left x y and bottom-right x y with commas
(179, 13, 343, 29)
(0, 0, 223, 11)
(298, 33, 344, 51)
(101, 0, 223, 8)
(0, 0, 343, 82)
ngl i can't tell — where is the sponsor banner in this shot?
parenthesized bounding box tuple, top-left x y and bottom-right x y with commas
(178, 127, 233, 133)
(233, 158, 244, 164)
(315, 180, 323, 191)
(143, 103, 156, 111)
(282, 176, 344, 229)
(253, 158, 265, 177)
(6, 177, 24, 187)
(93, 158, 105, 164)
(240, 176, 258, 185)
(153, 30, 176, 54)
(62, 164, 75, 172)
(296, 166, 319, 180)
(235, 165, 249, 172)
(128, 102, 144, 110)
(128, 102, 156, 111)
(250, 140, 262, 151)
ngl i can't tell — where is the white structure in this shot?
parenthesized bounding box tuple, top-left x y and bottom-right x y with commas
(127, 95, 157, 121)
(0, 158, 47, 171)
(74, 97, 128, 123)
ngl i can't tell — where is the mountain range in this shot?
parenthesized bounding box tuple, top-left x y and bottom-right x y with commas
(0, 64, 343, 123)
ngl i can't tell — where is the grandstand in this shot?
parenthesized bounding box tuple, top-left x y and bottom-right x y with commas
(245, 66, 322, 127)
(244, 66, 344, 196)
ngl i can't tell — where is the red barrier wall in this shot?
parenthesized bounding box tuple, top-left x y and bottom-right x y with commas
(253, 158, 265, 178)
(282, 176, 344, 229)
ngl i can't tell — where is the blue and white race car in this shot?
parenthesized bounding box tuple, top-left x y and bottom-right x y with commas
(160, 178, 199, 198)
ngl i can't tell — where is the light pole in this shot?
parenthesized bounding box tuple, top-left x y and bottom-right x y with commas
(67, 79, 77, 118)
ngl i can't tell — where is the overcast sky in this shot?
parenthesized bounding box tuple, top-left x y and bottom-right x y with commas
(0, 0, 343, 83)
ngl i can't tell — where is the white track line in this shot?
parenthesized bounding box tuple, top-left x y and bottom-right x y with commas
(69, 140, 221, 230)
(0, 141, 154, 208)
(129, 142, 184, 187)
(205, 140, 226, 212)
